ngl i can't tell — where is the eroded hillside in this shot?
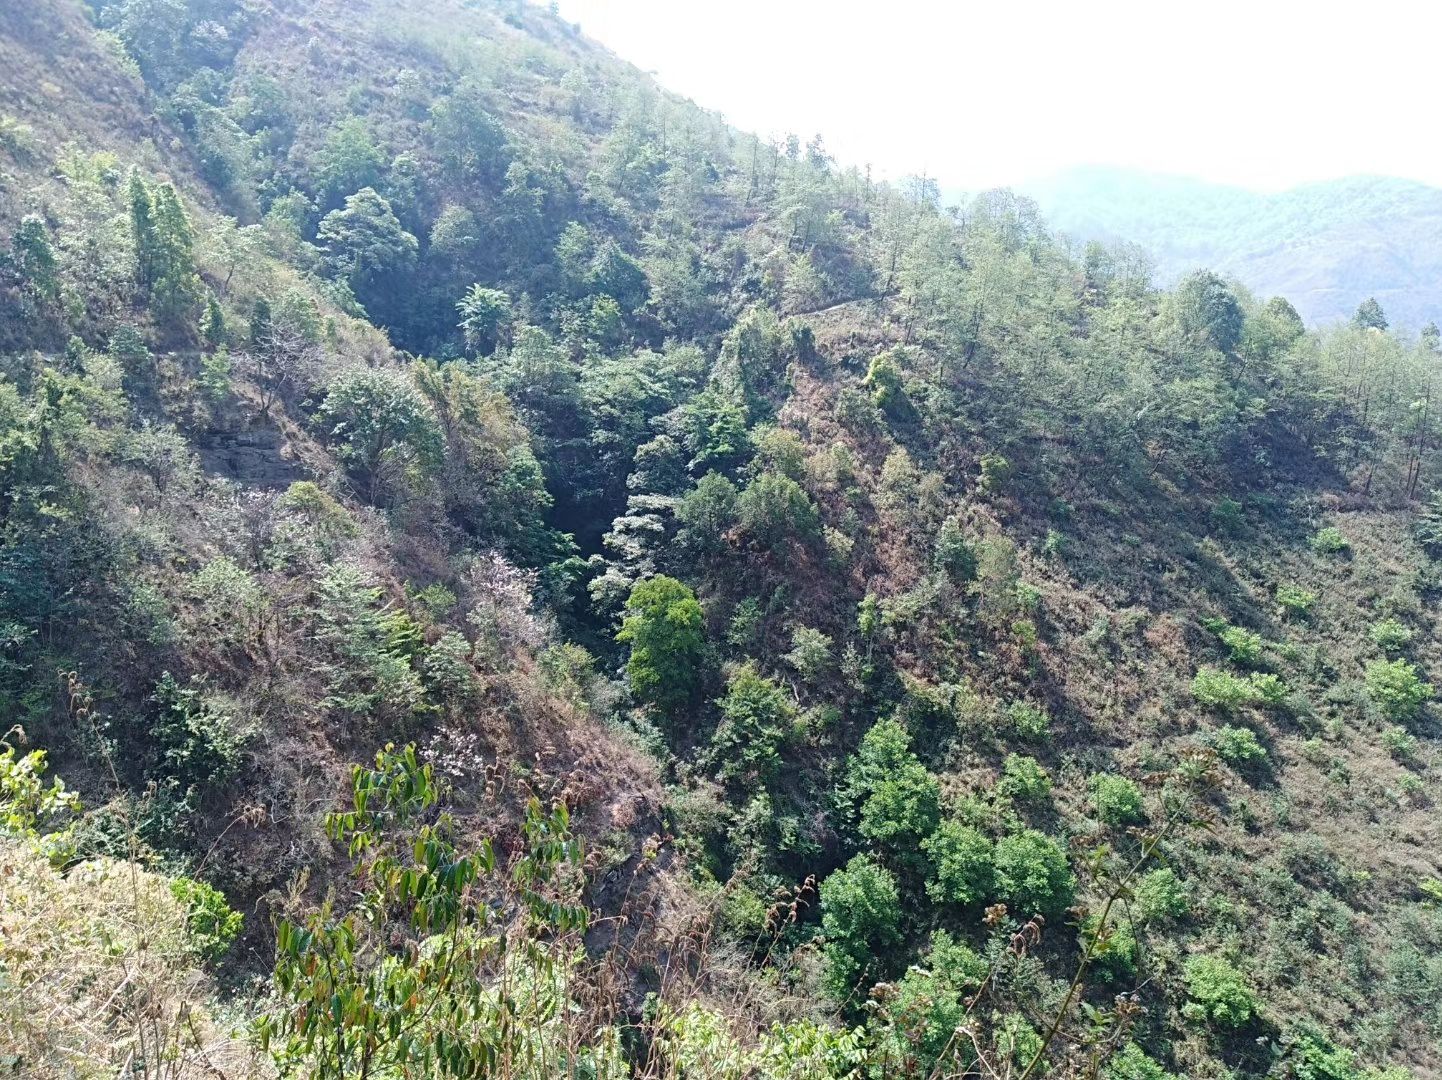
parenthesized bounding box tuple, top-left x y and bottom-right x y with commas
(1, 2, 1440, 1078)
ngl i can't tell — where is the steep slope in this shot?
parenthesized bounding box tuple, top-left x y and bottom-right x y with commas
(1020, 165, 1442, 330)
(1, 3, 1441, 1079)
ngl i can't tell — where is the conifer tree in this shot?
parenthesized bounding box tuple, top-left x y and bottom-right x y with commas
(128, 170, 158, 290)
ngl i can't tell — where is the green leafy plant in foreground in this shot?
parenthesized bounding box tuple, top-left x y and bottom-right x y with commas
(259, 743, 596, 1079)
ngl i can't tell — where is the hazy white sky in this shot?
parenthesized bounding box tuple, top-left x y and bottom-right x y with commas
(554, 0, 1442, 192)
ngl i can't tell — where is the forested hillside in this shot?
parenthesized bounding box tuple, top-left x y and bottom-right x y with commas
(1021, 166, 1442, 331)
(2, 2, 1442, 1078)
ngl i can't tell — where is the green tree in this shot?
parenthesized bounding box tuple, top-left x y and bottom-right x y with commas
(923, 820, 994, 906)
(875, 931, 987, 1073)
(11, 215, 58, 300)
(616, 575, 705, 721)
(675, 471, 740, 556)
(1353, 297, 1388, 331)
(588, 240, 650, 313)
(317, 188, 419, 297)
(128, 172, 200, 328)
(737, 471, 820, 547)
(683, 384, 752, 472)
(784, 625, 833, 681)
(316, 368, 443, 502)
(149, 182, 201, 327)
(201, 295, 226, 347)
(427, 79, 510, 187)
(709, 663, 796, 783)
(840, 719, 941, 857)
(315, 117, 386, 206)
(1174, 269, 1243, 353)
(456, 284, 512, 356)
(992, 829, 1074, 917)
(1414, 490, 1442, 557)
(820, 854, 901, 1001)
(934, 516, 977, 581)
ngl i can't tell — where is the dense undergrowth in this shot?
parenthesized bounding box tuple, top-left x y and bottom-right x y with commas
(2, 1, 1441, 1077)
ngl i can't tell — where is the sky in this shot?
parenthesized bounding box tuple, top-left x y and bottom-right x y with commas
(553, 0, 1442, 193)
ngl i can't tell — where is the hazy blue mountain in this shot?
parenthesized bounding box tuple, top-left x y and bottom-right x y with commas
(1014, 166, 1442, 331)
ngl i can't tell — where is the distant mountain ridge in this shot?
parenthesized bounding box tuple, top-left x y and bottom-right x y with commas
(1012, 166, 1442, 331)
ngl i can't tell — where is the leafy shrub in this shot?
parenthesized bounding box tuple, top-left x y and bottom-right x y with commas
(1248, 672, 1290, 707)
(1182, 955, 1258, 1027)
(934, 516, 977, 582)
(1210, 724, 1267, 767)
(1211, 497, 1245, 537)
(1369, 618, 1414, 654)
(1311, 526, 1350, 554)
(617, 575, 705, 721)
(1285, 1031, 1403, 1080)
(994, 1012, 1044, 1073)
(149, 673, 246, 790)
(1134, 867, 1190, 921)
(279, 481, 357, 558)
(1191, 667, 1257, 712)
(1218, 625, 1264, 666)
(992, 829, 1074, 917)
(533, 643, 592, 708)
(313, 563, 428, 727)
(1277, 582, 1317, 618)
(1365, 659, 1432, 721)
(877, 931, 987, 1071)
(726, 597, 763, 649)
(784, 625, 833, 681)
(423, 631, 481, 713)
(1381, 726, 1418, 763)
(1080, 913, 1138, 982)
(1005, 700, 1051, 741)
(0, 114, 37, 159)
(863, 350, 906, 412)
(820, 854, 901, 999)
(709, 663, 797, 783)
(978, 453, 1012, 494)
(190, 555, 266, 643)
(410, 583, 458, 622)
(1091, 774, 1146, 825)
(1105, 1042, 1180, 1080)
(1012, 618, 1039, 649)
(169, 876, 243, 963)
(922, 821, 994, 905)
(998, 754, 1052, 803)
